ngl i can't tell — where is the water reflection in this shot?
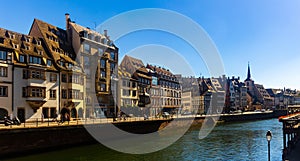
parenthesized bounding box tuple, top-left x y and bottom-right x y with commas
(5, 119, 282, 161)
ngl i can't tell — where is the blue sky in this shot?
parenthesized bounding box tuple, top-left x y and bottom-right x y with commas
(1, 0, 300, 89)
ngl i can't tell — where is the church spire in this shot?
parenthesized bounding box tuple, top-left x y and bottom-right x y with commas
(247, 62, 251, 80)
(245, 62, 252, 81)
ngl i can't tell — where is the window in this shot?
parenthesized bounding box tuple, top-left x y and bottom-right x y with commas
(22, 87, 27, 97)
(0, 67, 7, 77)
(72, 74, 81, 84)
(88, 34, 94, 40)
(0, 51, 7, 60)
(24, 37, 30, 42)
(101, 70, 106, 78)
(62, 73, 67, 83)
(13, 44, 18, 49)
(50, 73, 57, 82)
(110, 63, 115, 72)
(122, 80, 126, 87)
(68, 74, 73, 83)
(24, 45, 30, 50)
(103, 38, 107, 44)
(62, 89, 67, 99)
(100, 84, 106, 92)
(37, 50, 43, 55)
(47, 60, 52, 66)
(19, 55, 25, 63)
(83, 43, 90, 53)
(9, 34, 15, 39)
(0, 86, 8, 97)
(23, 69, 45, 79)
(68, 90, 73, 99)
(84, 56, 89, 68)
(23, 69, 28, 79)
(110, 52, 115, 60)
(132, 90, 136, 97)
(127, 81, 130, 87)
(100, 59, 106, 68)
(28, 87, 45, 97)
(36, 40, 41, 45)
(50, 90, 56, 99)
(59, 60, 65, 67)
(95, 36, 100, 42)
(122, 89, 130, 96)
(69, 90, 81, 99)
(132, 82, 136, 88)
(98, 48, 104, 56)
(29, 56, 42, 65)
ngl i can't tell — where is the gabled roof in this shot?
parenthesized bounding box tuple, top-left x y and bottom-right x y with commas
(146, 64, 174, 77)
(0, 27, 56, 70)
(120, 55, 145, 75)
(30, 19, 78, 70)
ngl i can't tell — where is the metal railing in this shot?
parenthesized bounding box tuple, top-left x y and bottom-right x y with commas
(0, 115, 172, 129)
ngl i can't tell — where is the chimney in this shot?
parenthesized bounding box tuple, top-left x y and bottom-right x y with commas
(104, 30, 108, 37)
(65, 13, 70, 30)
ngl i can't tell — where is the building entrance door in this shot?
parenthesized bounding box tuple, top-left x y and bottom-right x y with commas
(17, 108, 25, 123)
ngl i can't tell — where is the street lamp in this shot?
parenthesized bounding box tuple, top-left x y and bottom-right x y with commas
(266, 130, 272, 161)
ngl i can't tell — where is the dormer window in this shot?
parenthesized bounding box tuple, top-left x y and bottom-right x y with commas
(58, 60, 65, 67)
(13, 43, 18, 49)
(95, 36, 100, 42)
(47, 60, 52, 66)
(19, 55, 25, 63)
(68, 63, 73, 68)
(88, 34, 95, 41)
(101, 38, 107, 44)
(0, 51, 7, 60)
(36, 40, 41, 46)
(83, 30, 88, 38)
(9, 34, 15, 39)
(24, 45, 30, 50)
(25, 37, 30, 43)
(29, 56, 42, 65)
(37, 50, 43, 55)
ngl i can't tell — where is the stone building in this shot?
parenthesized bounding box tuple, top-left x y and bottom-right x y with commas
(0, 14, 120, 121)
(0, 27, 60, 121)
(29, 18, 85, 120)
(118, 67, 139, 115)
(146, 64, 181, 115)
(65, 14, 119, 117)
(0, 29, 14, 120)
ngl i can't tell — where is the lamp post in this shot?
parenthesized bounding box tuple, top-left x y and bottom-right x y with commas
(266, 130, 272, 161)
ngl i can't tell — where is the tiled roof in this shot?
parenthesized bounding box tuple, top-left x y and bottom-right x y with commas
(118, 67, 132, 78)
(0, 27, 56, 71)
(30, 19, 78, 70)
(146, 64, 174, 76)
(120, 55, 145, 75)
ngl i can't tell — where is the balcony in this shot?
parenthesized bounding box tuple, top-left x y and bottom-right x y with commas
(26, 98, 46, 111)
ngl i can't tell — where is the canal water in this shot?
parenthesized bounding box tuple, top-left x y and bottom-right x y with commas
(4, 119, 283, 161)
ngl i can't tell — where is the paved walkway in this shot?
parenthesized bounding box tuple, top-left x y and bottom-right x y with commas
(0, 116, 176, 130)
